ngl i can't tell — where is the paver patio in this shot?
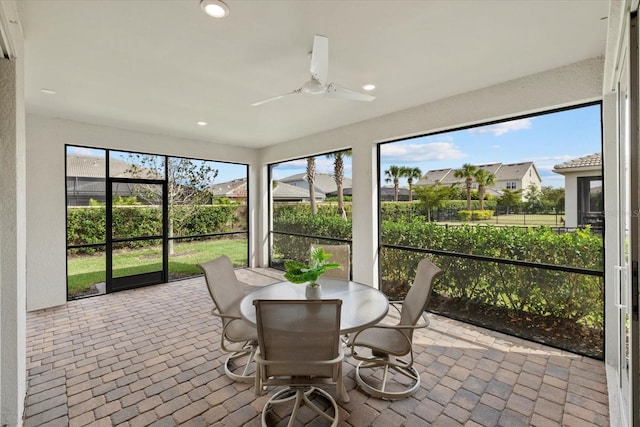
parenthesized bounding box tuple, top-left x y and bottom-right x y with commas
(23, 268, 609, 426)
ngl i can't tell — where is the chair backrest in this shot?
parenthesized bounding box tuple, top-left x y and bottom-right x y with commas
(197, 255, 244, 318)
(310, 244, 350, 280)
(399, 257, 444, 334)
(254, 299, 342, 378)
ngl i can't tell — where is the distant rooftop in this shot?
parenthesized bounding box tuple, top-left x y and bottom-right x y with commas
(553, 153, 602, 172)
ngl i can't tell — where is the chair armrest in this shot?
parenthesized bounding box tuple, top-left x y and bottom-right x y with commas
(348, 311, 431, 347)
(387, 301, 403, 317)
(211, 306, 243, 321)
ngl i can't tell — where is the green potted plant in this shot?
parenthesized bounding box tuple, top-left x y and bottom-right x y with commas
(284, 247, 341, 299)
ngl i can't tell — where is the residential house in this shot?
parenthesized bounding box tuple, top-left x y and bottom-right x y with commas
(66, 155, 138, 206)
(553, 153, 603, 229)
(208, 178, 248, 203)
(273, 181, 325, 202)
(417, 162, 542, 199)
(278, 172, 352, 197)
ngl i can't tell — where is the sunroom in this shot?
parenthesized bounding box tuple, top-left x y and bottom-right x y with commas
(1, 1, 638, 426)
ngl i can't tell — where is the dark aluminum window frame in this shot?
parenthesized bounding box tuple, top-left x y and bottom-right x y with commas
(65, 144, 250, 300)
(376, 101, 605, 357)
(267, 149, 353, 270)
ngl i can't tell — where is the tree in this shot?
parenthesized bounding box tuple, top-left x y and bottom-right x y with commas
(415, 183, 458, 221)
(385, 165, 403, 202)
(126, 155, 218, 255)
(541, 186, 565, 212)
(327, 150, 351, 219)
(523, 183, 543, 213)
(307, 156, 317, 215)
(402, 166, 422, 202)
(454, 163, 478, 210)
(474, 169, 496, 210)
(497, 189, 522, 215)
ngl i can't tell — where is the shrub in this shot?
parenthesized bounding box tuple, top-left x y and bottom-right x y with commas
(67, 205, 241, 253)
(457, 210, 472, 221)
(272, 212, 352, 262)
(457, 209, 494, 221)
(380, 220, 604, 329)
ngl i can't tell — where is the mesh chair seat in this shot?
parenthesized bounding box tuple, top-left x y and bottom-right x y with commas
(224, 317, 258, 342)
(348, 326, 412, 357)
(197, 256, 258, 383)
(254, 299, 345, 427)
(349, 257, 443, 400)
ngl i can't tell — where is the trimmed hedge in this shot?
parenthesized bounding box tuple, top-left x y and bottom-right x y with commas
(67, 205, 240, 252)
(272, 211, 352, 262)
(272, 212, 604, 329)
(457, 209, 494, 221)
(380, 220, 603, 328)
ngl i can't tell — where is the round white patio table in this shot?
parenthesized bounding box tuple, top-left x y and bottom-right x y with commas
(240, 279, 389, 334)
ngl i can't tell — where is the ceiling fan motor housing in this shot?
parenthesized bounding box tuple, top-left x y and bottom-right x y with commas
(302, 78, 325, 95)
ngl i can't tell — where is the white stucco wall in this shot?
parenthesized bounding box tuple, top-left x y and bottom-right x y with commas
(0, 3, 26, 424)
(25, 115, 259, 311)
(260, 57, 604, 288)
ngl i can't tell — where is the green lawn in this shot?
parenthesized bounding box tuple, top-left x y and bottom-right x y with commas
(67, 238, 248, 297)
(443, 213, 564, 227)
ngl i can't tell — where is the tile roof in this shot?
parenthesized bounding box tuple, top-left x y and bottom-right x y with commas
(553, 153, 602, 171)
(273, 181, 324, 201)
(66, 155, 142, 178)
(279, 173, 352, 194)
(208, 178, 247, 198)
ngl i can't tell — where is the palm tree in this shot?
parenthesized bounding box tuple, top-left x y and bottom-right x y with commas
(474, 168, 496, 210)
(403, 166, 422, 202)
(326, 150, 352, 219)
(307, 156, 317, 215)
(454, 163, 478, 210)
(384, 165, 403, 202)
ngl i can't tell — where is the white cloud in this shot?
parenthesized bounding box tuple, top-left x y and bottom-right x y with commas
(380, 142, 465, 163)
(469, 118, 532, 136)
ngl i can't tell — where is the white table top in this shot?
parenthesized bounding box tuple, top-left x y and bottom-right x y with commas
(240, 279, 389, 334)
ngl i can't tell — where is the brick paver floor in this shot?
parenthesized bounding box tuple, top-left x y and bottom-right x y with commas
(24, 268, 610, 426)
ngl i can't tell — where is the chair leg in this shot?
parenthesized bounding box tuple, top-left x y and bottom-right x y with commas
(224, 344, 256, 383)
(355, 359, 421, 400)
(261, 387, 338, 427)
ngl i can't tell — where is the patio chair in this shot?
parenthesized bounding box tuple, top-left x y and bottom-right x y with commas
(310, 243, 350, 280)
(253, 299, 345, 427)
(348, 257, 444, 399)
(197, 255, 257, 383)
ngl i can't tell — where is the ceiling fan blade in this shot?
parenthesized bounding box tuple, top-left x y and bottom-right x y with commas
(250, 90, 300, 106)
(325, 83, 375, 101)
(310, 35, 329, 85)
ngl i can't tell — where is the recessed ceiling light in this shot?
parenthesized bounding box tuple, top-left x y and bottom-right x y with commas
(197, 121, 207, 126)
(200, 0, 229, 18)
(41, 88, 57, 95)
(362, 84, 376, 91)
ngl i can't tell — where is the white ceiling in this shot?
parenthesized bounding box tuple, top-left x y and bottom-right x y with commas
(17, 0, 609, 149)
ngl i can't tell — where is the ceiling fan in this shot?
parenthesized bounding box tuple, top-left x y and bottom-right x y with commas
(251, 35, 376, 106)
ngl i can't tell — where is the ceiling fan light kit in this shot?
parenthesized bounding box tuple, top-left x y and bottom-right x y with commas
(251, 34, 376, 106)
(200, 0, 229, 18)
